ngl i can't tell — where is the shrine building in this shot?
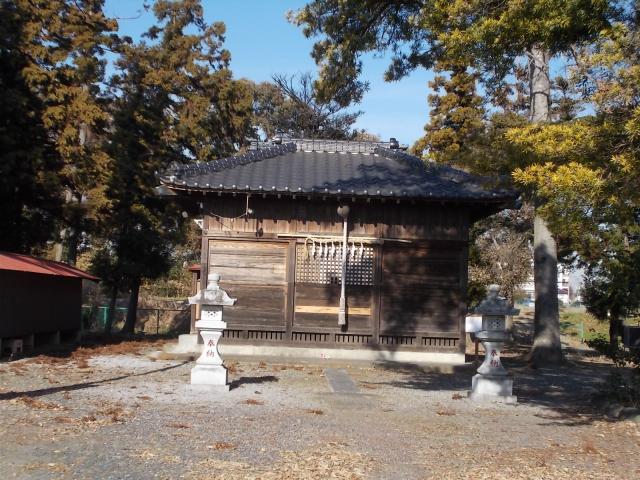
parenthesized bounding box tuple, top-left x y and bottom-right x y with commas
(158, 138, 514, 363)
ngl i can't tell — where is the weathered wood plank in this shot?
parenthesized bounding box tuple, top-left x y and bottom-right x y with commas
(293, 313, 371, 330)
(221, 284, 286, 327)
(295, 305, 371, 315)
(294, 284, 371, 307)
(204, 197, 469, 241)
(209, 240, 287, 285)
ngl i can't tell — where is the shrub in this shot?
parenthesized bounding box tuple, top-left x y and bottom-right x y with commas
(586, 335, 640, 407)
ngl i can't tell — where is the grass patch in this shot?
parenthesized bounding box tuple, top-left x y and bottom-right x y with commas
(559, 307, 608, 342)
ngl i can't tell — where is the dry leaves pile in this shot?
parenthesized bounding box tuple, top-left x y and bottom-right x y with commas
(419, 425, 639, 480)
(185, 442, 373, 480)
(12, 396, 68, 411)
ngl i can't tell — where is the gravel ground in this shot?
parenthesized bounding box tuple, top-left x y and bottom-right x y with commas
(0, 339, 639, 480)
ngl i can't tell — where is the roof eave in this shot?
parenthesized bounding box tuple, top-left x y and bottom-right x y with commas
(159, 183, 516, 205)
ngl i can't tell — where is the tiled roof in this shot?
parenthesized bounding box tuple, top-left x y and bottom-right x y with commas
(158, 140, 514, 204)
(0, 252, 99, 280)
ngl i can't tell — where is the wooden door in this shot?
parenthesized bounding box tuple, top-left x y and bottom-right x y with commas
(292, 243, 375, 343)
(208, 240, 288, 331)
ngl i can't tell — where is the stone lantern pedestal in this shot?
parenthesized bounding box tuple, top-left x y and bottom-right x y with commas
(188, 273, 236, 391)
(469, 285, 518, 403)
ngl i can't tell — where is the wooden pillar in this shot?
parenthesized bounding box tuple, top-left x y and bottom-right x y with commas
(285, 240, 296, 342)
(371, 243, 383, 345)
(458, 243, 469, 356)
(198, 233, 209, 344)
(189, 268, 201, 334)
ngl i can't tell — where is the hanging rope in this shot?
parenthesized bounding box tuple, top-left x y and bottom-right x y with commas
(302, 236, 365, 261)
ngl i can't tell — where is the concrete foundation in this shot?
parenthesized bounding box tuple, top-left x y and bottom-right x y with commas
(218, 344, 465, 365)
(164, 338, 465, 365)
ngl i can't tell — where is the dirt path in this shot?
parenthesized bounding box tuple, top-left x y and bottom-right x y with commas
(0, 339, 638, 480)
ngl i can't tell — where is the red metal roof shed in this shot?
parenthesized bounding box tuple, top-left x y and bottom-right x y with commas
(0, 252, 99, 281)
(0, 252, 98, 347)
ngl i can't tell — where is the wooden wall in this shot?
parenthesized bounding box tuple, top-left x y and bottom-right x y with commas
(0, 271, 82, 338)
(202, 196, 469, 241)
(201, 195, 470, 353)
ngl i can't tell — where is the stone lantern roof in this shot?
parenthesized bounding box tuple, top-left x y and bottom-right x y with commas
(473, 285, 519, 317)
(188, 273, 236, 306)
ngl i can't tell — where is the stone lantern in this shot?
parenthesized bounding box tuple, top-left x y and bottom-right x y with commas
(188, 273, 236, 391)
(469, 285, 519, 403)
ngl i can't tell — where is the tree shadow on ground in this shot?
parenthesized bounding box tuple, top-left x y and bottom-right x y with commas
(230, 375, 278, 390)
(370, 355, 625, 425)
(0, 361, 188, 401)
(0, 332, 178, 363)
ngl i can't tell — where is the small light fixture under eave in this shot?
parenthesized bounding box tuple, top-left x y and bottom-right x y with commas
(193, 218, 204, 230)
(336, 204, 350, 219)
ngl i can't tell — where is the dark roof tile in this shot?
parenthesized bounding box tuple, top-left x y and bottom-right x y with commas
(159, 141, 514, 204)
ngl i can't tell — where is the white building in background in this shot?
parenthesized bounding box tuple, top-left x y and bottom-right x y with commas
(520, 264, 577, 306)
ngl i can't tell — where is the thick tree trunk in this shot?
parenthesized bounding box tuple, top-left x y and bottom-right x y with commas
(105, 286, 118, 335)
(527, 45, 563, 365)
(529, 216, 563, 363)
(609, 316, 622, 351)
(64, 202, 81, 266)
(122, 279, 141, 334)
(529, 46, 550, 123)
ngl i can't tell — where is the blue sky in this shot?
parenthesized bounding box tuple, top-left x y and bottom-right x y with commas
(104, 0, 433, 145)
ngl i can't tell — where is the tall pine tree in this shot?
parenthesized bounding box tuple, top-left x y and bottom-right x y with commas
(16, 0, 117, 264)
(0, 0, 61, 253)
(97, 0, 253, 334)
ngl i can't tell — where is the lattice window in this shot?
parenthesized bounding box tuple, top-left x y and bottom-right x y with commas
(295, 243, 374, 285)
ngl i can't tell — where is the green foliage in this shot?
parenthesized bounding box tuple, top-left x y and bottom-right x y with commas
(587, 333, 640, 408)
(511, 12, 640, 341)
(15, 0, 117, 263)
(291, 0, 611, 105)
(0, 1, 59, 252)
(586, 333, 617, 357)
(412, 62, 485, 164)
(91, 0, 253, 333)
(584, 255, 640, 323)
